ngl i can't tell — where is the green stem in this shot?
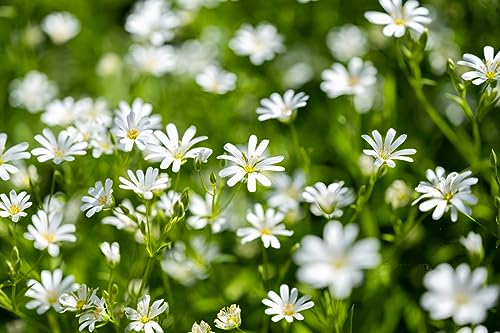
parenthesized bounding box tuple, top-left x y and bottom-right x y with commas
(48, 311, 61, 333)
(348, 170, 379, 224)
(261, 247, 269, 290)
(11, 283, 17, 312)
(215, 182, 241, 215)
(138, 256, 154, 297)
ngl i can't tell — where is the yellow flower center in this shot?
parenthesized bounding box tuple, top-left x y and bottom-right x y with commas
(9, 205, 20, 215)
(98, 195, 108, 206)
(244, 165, 255, 173)
(53, 148, 64, 159)
(443, 192, 453, 201)
(47, 290, 58, 305)
(332, 256, 346, 270)
(486, 71, 496, 80)
(261, 228, 272, 235)
(127, 128, 139, 140)
(140, 316, 150, 324)
(76, 299, 86, 310)
(0, 158, 3, 165)
(283, 303, 295, 317)
(395, 18, 405, 26)
(42, 232, 56, 243)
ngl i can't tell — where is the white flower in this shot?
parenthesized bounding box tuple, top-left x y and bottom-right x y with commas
(321, 57, 377, 102)
(236, 203, 293, 249)
(41, 97, 77, 126)
(128, 44, 176, 77)
(460, 231, 483, 256)
(112, 99, 155, 152)
(267, 171, 305, 213)
(217, 135, 285, 192)
(145, 123, 210, 173)
(358, 154, 377, 177)
(302, 181, 355, 219)
(0, 133, 31, 181)
(421, 263, 498, 325)
(364, 0, 431, 38)
(262, 284, 314, 323)
(282, 62, 314, 88)
(119, 167, 169, 200)
(230, 23, 285, 65)
(174, 40, 217, 76)
(81, 178, 113, 218)
(125, 0, 180, 45)
(59, 284, 96, 313)
(41, 12, 80, 44)
(89, 130, 114, 159)
(361, 128, 416, 168)
(74, 97, 112, 127)
(0, 190, 32, 222)
(32, 128, 88, 164)
(187, 192, 226, 232)
(10, 162, 38, 189)
(457, 46, 500, 86)
(24, 210, 76, 257)
(161, 241, 206, 286)
(100, 241, 120, 267)
(256, 89, 309, 123)
(412, 167, 478, 222)
(25, 269, 76, 314)
(157, 190, 181, 218)
(384, 179, 412, 209)
(214, 304, 241, 330)
(9, 71, 58, 113)
(189, 321, 214, 333)
(327, 25, 368, 62)
(102, 199, 139, 232)
(195, 65, 237, 94)
(294, 220, 381, 299)
(124, 295, 168, 333)
(457, 326, 491, 333)
(78, 294, 108, 332)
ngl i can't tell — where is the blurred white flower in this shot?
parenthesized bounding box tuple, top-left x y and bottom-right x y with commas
(358, 154, 377, 177)
(124, 294, 168, 333)
(421, 263, 498, 325)
(327, 25, 368, 62)
(125, 0, 180, 45)
(267, 171, 305, 213)
(195, 65, 237, 94)
(128, 44, 176, 77)
(81, 178, 113, 218)
(321, 57, 377, 105)
(174, 40, 217, 76)
(9, 71, 58, 113)
(157, 190, 181, 217)
(236, 203, 293, 249)
(0, 190, 32, 223)
(218, 135, 284, 192)
(364, 0, 431, 38)
(412, 167, 478, 222)
(32, 128, 88, 164)
(0, 133, 31, 181)
(161, 238, 219, 286)
(302, 181, 355, 219)
(119, 167, 169, 200)
(100, 241, 120, 266)
(457, 326, 493, 333)
(41, 12, 80, 44)
(294, 220, 380, 299)
(230, 23, 285, 65)
(24, 210, 76, 257)
(10, 162, 38, 189)
(361, 128, 416, 168)
(113, 98, 155, 152)
(145, 123, 210, 173)
(256, 89, 309, 123)
(74, 97, 112, 128)
(460, 231, 483, 257)
(25, 269, 76, 314)
(187, 192, 226, 232)
(262, 284, 314, 323)
(426, 28, 460, 75)
(102, 199, 139, 232)
(214, 304, 241, 330)
(42, 97, 78, 127)
(89, 130, 114, 159)
(282, 62, 314, 88)
(385, 179, 412, 209)
(189, 321, 214, 333)
(96, 52, 122, 76)
(457, 46, 500, 86)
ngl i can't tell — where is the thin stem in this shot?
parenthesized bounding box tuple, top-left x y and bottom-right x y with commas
(261, 247, 269, 290)
(138, 256, 154, 297)
(215, 182, 242, 215)
(348, 170, 379, 224)
(48, 311, 61, 333)
(11, 284, 17, 312)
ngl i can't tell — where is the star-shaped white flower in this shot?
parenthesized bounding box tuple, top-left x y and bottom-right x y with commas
(457, 46, 500, 86)
(124, 294, 168, 333)
(361, 128, 416, 168)
(262, 284, 314, 323)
